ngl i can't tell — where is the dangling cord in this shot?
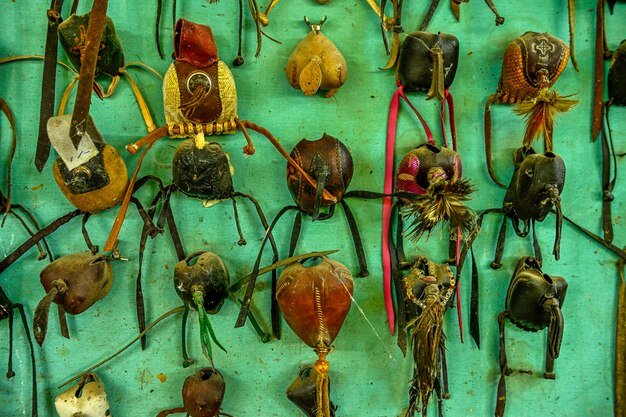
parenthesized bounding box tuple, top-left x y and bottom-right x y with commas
(483, 0, 505, 24)
(19, 303, 38, 417)
(469, 247, 480, 349)
(379, 0, 390, 55)
(0, 97, 16, 220)
(455, 225, 463, 343)
(172, 0, 176, 30)
(134, 182, 169, 349)
(233, 192, 280, 337)
(105, 139, 159, 252)
(532, 219, 543, 264)
(601, 100, 617, 243)
(289, 211, 302, 258)
(155, 0, 165, 59)
(192, 288, 227, 367)
(440, 343, 450, 400)
(120, 65, 161, 133)
(36, 0, 65, 172)
(494, 311, 511, 417)
(5, 300, 38, 417)
(230, 198, 247, 246)
(387, 202, 407, 354)
(6, 304, 15, 379)
(235, 205, 298, 328)
(420, 0, 441, 31)
(314, 344, 331, 417)
(233, 0, 245, 66)
(33, 279, 68, 346)
(591, 0, 606, 141)
(484, 94, 506, 187)
(568, 0, 578, 71)
(440, 89, 457, 151)
(616, 257, 626, 416)
(340, 200, 369, 277)
(81, 213, 98, 254)
(2, 206, 49, 261)
(59, 306, 185, 388)
(383, 83, 434, 333)
(549, 186, 563, 261)
(380, 0, 403, 70)
(0, 209, 81, 275)
(383, 85, 402, 334)
(454, 208, 503, 348)
(181, 307, 193, 367)
(543, 297, 563, 379)
(490, 215, 508, 269)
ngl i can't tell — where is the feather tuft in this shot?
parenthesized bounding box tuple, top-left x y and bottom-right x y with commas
(514, 89, 578, 150)
(402, 178, 475, 242)
(406, 284, 446, 417)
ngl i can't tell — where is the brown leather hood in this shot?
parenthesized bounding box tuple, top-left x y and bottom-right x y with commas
(174, 19, 219, 67)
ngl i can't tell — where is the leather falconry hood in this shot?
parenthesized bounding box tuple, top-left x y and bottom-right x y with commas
(174, 18, 219, 67)
(287, 133, 353, 218)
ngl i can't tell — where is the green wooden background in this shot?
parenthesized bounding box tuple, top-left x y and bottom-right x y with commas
(0, 1, 624, 416)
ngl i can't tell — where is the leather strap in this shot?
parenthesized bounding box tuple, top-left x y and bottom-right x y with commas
(0, 97, 16, 217)
(3, 297, 38, 417)
(340, 200, 369, 277)
(289, 211, 302, 258)
(491, 215, 507, 270)
(617, 258, 626, 417)
(440, 89, 457, 151)
(484, 94, 506, 187)
(233, 191, 280, 337)
(155, 0, 164, 59)
(383, 84, 434, 334)
(591, 0, 607, 141)
(454, 208, 503, 348)
(602, 102, 617, 243)
(559, 211, 626, 262)
(495, 311, 511, 417)
(420, 0, 440, 31)
(0, 210, 81, 274)
(469, 247, 480, 349)
(235, 205, 298, 328)
(387, 201, 407, 354)
(568, 0, 579, 71)
(36, 0, 65, 172)
(69, 0, 109, 146)
(532, 219, 543, 263)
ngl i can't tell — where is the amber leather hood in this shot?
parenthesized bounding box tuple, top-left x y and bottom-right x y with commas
(174, 18, 219, 67)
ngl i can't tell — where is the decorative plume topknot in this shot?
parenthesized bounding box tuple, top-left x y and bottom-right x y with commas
(402, 177, 475, 242)
(514, 89, 578, 151)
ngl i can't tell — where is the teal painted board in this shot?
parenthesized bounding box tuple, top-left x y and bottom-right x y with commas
(0, 1, 624, 417)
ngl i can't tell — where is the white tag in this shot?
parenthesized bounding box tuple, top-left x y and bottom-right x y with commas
(47, 115, 101, 170)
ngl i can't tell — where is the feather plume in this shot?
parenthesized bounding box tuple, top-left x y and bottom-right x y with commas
(406, 285, 445, 417)
(402, 178, 475, 242)
(514, 89, 578, 150)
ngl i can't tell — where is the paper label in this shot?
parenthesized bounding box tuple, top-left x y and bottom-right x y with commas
(47, 115, 100, 170)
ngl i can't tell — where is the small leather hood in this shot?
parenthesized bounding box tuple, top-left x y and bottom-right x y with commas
(506, 256, 567, 332)
(174, 19, 219, 67)
(395, 143, 462, 195)
(397, 31, 459, 92)
(172, 140, 234, 201)
(174, 251, 230, 314)
(286, 133, 353, 214)
(503, 147, 565, 223)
